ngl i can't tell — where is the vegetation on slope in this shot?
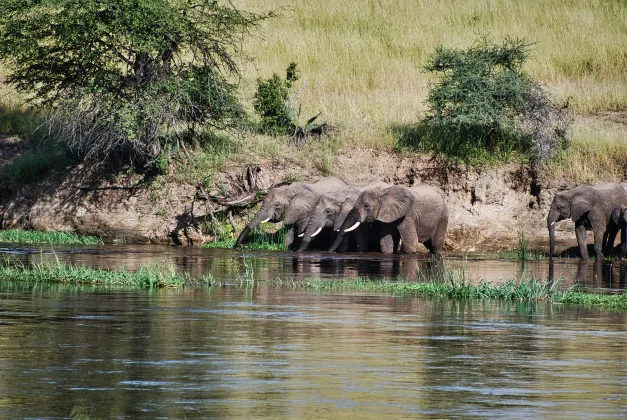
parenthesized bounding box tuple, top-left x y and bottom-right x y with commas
(0, 0, 625, 184)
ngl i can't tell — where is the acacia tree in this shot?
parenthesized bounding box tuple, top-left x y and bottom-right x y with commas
(0, 0, 271, 165)
(422, 38, 571, 162)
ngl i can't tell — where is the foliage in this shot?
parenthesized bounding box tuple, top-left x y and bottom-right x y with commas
(202, 224, 288, 250)
(0, 260, 211, 288)
(0, 0, 271, 166)
(253, 62, 299, 135)
(0, 229, 103, 245)
(417, 37, 572, 163)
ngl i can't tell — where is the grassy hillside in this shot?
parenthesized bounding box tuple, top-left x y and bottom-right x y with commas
(1, 0, 626, 183)
(231, 0, 627, 178)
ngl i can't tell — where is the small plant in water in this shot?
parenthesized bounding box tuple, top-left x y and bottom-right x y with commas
(234, 257, 255, 284)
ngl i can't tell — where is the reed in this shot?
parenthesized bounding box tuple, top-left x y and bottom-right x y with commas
(0, 229, 103, 245)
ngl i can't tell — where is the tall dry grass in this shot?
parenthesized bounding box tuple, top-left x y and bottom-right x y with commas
(233, 0, 627, 150)
(1, 0, 625, 180)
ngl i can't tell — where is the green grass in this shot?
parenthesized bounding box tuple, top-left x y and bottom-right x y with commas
(202, 225, 288, 251)
(1, 259, 626, 310)
(289, 276, 627, 310)
(0, 229, 103, 245)
(0, 260, 215, 288)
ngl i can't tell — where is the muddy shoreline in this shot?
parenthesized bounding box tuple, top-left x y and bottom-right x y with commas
(1, 149, 625, 253)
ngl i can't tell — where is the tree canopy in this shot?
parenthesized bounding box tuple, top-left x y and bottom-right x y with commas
(0, 0, 271, 164)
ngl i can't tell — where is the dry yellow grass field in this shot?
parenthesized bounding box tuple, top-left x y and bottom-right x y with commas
(232, 0, 626, 178)
(1, 0, 625, 182)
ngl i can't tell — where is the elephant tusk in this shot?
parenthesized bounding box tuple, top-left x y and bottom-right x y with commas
(311, 227, 323, 237)
(550, 221, 555, 226)
(261, 217, 271, 223)
(344, 221, 361, 232)
(298, 232, 305, 237)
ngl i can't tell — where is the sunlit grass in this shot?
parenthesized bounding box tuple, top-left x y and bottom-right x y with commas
(1, 259, 626, 309)
(0, 229, 103, 245)
(291, 276, 627, 310)
(202, 225, 288, 251)
(233, 0, 627, 146)
(0, 260, 215, 288)
(548, 118, 627, 182)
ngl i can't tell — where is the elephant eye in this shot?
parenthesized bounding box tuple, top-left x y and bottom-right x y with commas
(364, 203, 371, 210)
(325, 208, 332, 214)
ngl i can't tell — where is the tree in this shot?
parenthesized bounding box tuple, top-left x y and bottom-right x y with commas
(420, 37, 571, 162)
(0, 0, 271, 165)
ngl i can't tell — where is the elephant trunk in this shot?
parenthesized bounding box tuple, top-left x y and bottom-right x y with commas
(328, 208, 359, 252)
(297, 214, 326, 252)
(548, 209, 558, 259)
(234, 208, 271, 248)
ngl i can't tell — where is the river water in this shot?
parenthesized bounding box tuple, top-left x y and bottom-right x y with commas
(0, 244, 626, 418)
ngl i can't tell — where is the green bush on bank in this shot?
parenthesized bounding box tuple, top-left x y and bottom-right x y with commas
(404, 37, 572, 163)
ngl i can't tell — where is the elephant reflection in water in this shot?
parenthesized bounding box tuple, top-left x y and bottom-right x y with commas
(567, 259, 627, 289)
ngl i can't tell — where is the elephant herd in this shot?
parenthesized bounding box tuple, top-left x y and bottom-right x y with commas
(234, 176, 448, 255)
(234, 176, 627, 259)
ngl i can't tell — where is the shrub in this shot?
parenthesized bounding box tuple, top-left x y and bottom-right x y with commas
(0, 0, 271, 166)
(253, 62, 299, 135)
(418, 37, 572, 163)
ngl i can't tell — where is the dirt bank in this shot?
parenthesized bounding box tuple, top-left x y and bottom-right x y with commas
(1, 147, 625, 253)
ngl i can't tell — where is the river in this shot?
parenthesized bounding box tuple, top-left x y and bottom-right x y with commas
(0, 244, 626, 418)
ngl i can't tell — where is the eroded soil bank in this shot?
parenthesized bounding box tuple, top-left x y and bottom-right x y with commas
(1, 147, 625, 253)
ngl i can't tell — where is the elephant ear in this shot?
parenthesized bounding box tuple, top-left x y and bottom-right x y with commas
(284, 189, 318, 225)
(377, 187, 413, 223)
(571, 194, 595, 222)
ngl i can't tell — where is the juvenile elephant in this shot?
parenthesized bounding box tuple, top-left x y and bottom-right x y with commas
(329, 184, 449, 254)
(610, 204, 627, 259)
(234, 176, 346, 248)
(295, 181, 388, 252)
(547, 182, 627, 259)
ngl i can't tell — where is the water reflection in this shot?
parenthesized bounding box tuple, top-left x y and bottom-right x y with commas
(546, 259, 627, 292)
(1, 244, 627, 293)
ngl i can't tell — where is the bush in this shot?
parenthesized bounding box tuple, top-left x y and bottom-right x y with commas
(253, 63, 299, 135)
(0, 0, 271, 166)
(416, 37, 572, 163)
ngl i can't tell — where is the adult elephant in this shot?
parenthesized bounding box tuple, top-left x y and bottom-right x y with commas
(295, 181, 388, 252)
(610, 204, 627, 259)
(233, 176, 346, 248)
(329, 184, 449, 255)
(547, 182, 627, 259)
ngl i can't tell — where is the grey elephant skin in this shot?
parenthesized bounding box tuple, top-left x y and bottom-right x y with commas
(547, 183, 627, 259)
(295, 181, 388, 252)
(330, 184, 449, 254)
(610, 204, 627, 259)
(234, 176, 346, 248)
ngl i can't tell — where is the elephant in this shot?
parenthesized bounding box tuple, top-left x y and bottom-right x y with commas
(547, 182, 627, 259)
(329, 184, 449, 255)
(295, 180, 389, 252)
(610, 204, 627, 259)
(233, 176, 347, 248)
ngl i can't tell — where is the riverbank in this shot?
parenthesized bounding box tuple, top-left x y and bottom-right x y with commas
(1, 148, 625, 254)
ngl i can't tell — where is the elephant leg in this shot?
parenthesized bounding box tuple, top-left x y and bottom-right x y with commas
(379, 224, 396, 254)
(620, 228, 626, 260)
(592, 224, 606, 260)
(603, 225, 618, 257)
(574, 222, 589, 260)
(285, 227, 295, 249)
(429, 217, 448, 255)
(397, 220, 420, 253)
(355, 226, 369, 252)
